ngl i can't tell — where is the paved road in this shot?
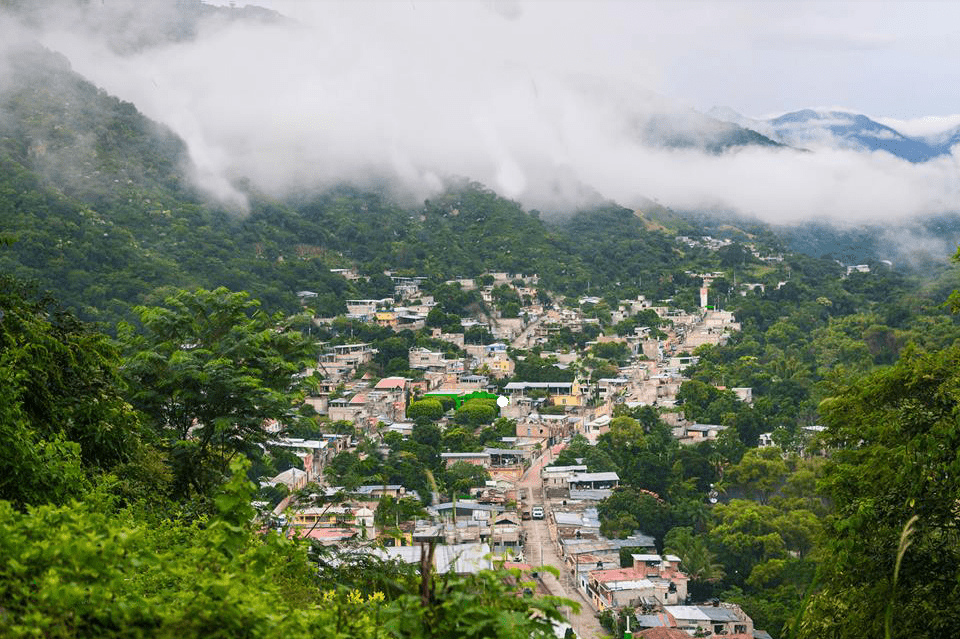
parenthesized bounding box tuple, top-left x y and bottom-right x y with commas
(520, 448, 608, 639)
(512, 313, 544, 349)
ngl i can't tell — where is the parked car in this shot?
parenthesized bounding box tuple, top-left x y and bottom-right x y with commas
(531, 506, 544, 519)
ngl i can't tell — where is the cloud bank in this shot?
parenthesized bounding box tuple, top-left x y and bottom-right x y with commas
(12, 1, 960, 225)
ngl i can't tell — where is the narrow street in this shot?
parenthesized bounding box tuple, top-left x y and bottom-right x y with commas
(512, 313, 544, 349)
(520, 447, 609, 639)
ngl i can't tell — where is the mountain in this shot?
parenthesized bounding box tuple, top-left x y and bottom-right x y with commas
(1, 0, 289, 54)
(0, 43, 716, 325)
(708, 106, 957, 163)
(925, 124, 960, 154)
(768, 109, 939, 162)
(705, 106, 775, 138)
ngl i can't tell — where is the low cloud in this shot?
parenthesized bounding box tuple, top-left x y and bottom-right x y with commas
(10, 1, 960, 227)
(875, 114, 960, 141)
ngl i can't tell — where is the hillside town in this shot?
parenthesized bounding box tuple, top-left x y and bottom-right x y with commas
(262, 268, 778, 639)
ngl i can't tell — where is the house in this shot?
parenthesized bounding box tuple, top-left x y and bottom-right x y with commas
(353, 484, 407, 499)
(375, 310, 398, 328)
(559, 533, 656, 568)
(588, 572, 660, 610)
(431, 500, 505, 521)
(269, 437, 330, 481)
(596, 377, 630, 402)
(441, 451, 491, 468)
(663, 603, 754, 638)
(634, 613, 679, 632)
(585, 414, 611, 437)
(288, 526, 359, 545)
(517, 413, 575, 448)
(388, 421, 414, 438)
(504, 381, 584, 407)
(587, 556, 688, 610)
(675, 423, 727, 446)
(445, 278, 476, 290)
(374, 376, 409, 419)
(330, 342, 374, 366)
(553, 509, 602, 546)
(567, 471, 620, 491)
(560, 533, 657, 595)
(485, 448, 528, 468)
(481, 448, 528, 482)
(288, 504, 373, 530)
(430, 327, 465, 348)
(370, 542, 494, 575)
(541, 465, 588, 489)
(490, 512, 523, 553)
(330, 267, 361, 281)
(409, 347, 447, 370)
(265, 467, 308, 492)
(486, 354, 515, 378)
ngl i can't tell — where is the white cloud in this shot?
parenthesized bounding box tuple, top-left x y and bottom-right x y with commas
(875, 114, 960, 140)
(11, 0, 960, 225)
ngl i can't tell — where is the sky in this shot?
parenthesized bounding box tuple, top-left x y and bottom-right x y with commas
(237, 0, 960, 122)
(8, 0, 960, 224)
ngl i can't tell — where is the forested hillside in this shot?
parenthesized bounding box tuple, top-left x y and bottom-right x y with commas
(0, 43, 780, 328)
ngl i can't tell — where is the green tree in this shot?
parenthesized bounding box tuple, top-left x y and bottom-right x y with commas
(796, 343, 960, 639)
(0, 277, 148, 509)
(454, 399, 498, 427)
(408, 399, 445, 421)
(665, 526, 725, 581)
(443, 461, 491, 496)
(119, 287, 314, 501)
(441, 426, 481, 452)
(708, 499, 787, 586)
(725, 447, 788, 504)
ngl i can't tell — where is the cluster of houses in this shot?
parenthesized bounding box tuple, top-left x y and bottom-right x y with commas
(277, 268, 774, 630)
(673, 236, 783, 266)
(536, 466, 771, 639)
(296, 279, 749, 462)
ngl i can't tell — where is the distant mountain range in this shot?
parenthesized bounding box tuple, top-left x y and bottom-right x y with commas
(707, 106, 960, 163)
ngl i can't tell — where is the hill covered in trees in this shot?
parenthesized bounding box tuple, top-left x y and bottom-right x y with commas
(0, 43, 810, 329)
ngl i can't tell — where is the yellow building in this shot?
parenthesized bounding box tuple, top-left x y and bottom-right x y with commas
(375, 311, 398, 328)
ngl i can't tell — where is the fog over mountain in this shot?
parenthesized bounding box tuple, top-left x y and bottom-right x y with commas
(4, 0, 960, 224)
(708, 106, 960, 163)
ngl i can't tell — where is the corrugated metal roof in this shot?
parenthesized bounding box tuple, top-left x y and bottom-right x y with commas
(664, 606, 711, 621)
(698, 606, 741, 622)
(633, 554, 664, 562)
(543, 465, 588, 474)
(634, 613, 671, 628)
(569, 489, 613, 501)
(601, 579, 655, 591)
(570, 472, 620, 482)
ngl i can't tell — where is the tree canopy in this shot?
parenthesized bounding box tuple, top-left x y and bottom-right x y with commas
(118, 287, 315, 500)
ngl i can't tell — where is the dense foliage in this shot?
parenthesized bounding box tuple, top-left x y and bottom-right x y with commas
(0, 282, 571, 638)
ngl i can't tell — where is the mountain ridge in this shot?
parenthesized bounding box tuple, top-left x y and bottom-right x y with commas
(708, 105, 960, 162)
